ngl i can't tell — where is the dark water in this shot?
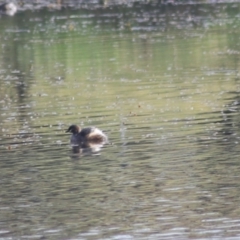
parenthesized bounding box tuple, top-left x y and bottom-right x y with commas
(1, 3, 240, 239)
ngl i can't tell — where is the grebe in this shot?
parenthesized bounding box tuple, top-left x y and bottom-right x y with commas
(66, 125, 108, 145)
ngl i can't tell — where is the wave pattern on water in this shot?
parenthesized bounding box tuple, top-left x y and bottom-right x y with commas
(1, 3, 240, 239)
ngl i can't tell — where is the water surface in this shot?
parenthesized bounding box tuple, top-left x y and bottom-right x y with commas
(1, 3, 240, 239)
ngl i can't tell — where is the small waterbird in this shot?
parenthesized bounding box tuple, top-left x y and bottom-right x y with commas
(66, 124, 108, 146)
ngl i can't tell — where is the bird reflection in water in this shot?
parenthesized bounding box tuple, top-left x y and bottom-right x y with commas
(71, 141, 106, 156)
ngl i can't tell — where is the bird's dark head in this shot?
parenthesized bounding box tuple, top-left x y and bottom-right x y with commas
(66, 125, 80, 134)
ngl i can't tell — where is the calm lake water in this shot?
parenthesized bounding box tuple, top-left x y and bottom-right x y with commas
(1, 2, 240, 239)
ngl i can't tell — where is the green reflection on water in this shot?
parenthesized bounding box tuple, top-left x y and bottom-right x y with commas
(1, 3, 240, 239)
